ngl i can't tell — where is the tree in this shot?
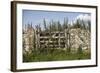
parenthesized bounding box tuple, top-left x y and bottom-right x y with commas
(57, 20, 62, 31)
(63, 18, 68, 29)
(72, 19, 83, 28)
(82, 19, 86, 29)
(87, 20, 91, 32)
(43, 18, 47, 31)
(51, 20, 57, 31)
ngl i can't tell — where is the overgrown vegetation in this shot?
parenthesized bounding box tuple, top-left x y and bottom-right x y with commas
(23, 48, 91, 62)
(23, 17, 91, 62)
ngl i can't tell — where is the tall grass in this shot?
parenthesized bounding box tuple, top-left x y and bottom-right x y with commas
(23, 48, 91, 62)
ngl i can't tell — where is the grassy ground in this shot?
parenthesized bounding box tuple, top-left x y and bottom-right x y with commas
(23, 48, 91, 62)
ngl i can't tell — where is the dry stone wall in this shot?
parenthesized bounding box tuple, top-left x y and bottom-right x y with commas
(23, 28, 90, 54)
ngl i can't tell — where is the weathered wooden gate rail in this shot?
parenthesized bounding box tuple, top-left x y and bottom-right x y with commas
(36, 30, 70, 50)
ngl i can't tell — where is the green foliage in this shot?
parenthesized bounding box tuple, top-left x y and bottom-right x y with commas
(43, 18, 47, 30)
(23, 48, 91, 62)
(42, 18, 69, 32)
(63, 18, 68, 29)
(77, 45, 83, 54)
(72, 19, 91, 31)
(87, 20, 91, 32)
(72, 19, 82, 28)
(77, 45, 83, 59)
(26, 17, 91, 32)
